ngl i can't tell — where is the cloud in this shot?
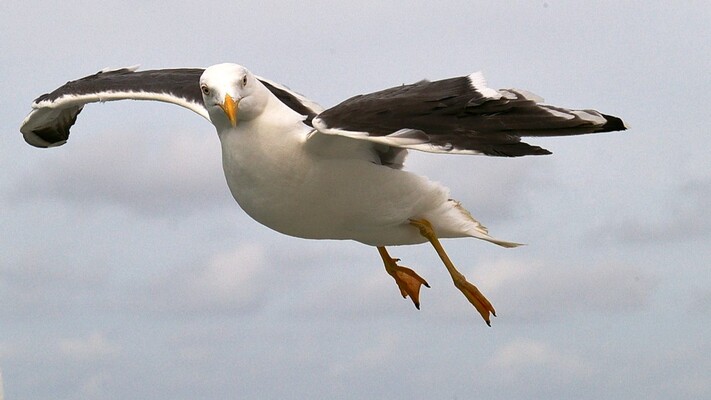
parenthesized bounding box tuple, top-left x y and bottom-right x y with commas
(407, 152, 556, 223)
(597, 177, 711, 244)
(289, 268, 409, 320)
(138, 242, 272, 316)
(326, 330, 401, 379)
(473, 257, 658, 323)
(489, 338, 592, 380)
(280, 244, 658, 325)
(58, 331, 120, 361)
(0, 250, 112, 318)
(9, 125, 227, 216)
(623, 341, 711, 399)
(690, 287, 711, 314)
(278, 241, 453, 321)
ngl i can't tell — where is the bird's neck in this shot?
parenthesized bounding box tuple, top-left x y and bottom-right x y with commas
(219, 92, 311, 186)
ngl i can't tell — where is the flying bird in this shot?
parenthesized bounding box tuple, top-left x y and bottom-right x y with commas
(20, 64, 626, 325)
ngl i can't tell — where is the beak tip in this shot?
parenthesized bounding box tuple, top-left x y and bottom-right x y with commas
(221, 94, 238, 127)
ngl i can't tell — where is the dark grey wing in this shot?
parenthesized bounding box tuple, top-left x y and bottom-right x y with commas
(20, 67, 209, 148)
(20, 66, 324, 148)
(312, 71, 627, 157)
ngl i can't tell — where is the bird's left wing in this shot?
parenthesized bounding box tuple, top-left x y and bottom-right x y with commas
(312, 72, 626, 157)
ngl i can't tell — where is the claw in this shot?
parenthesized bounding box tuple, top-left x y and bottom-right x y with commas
(390, 264, 430, 309)
(453, 276, 496, 326)
(378, 247, 430, 309)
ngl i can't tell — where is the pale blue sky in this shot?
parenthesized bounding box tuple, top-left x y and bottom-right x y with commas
(1, 1, 710, 399)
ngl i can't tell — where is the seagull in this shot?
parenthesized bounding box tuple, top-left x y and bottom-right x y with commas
(21, 63, 627, 325)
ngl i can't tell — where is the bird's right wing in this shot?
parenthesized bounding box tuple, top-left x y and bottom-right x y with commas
(21, 66, 326, 149)
(20, 66, 209, 148)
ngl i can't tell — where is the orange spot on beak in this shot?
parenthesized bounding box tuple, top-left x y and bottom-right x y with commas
(220, 94, 238, 127)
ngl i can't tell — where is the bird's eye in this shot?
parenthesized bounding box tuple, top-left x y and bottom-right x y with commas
(200, 85, 210, 95)
(242, 75, 248, 86)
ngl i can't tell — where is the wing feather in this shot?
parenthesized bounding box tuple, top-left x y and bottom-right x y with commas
(20, 67, 324, 148)
(20, 67, 208, 148)
(313, 72, 627, 157)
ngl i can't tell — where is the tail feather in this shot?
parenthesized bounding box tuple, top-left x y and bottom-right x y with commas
(451, 201, 523, 248)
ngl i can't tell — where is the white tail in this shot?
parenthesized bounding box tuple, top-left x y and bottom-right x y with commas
(453, 201, 523, 248)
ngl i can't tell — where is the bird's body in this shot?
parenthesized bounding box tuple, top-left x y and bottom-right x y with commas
(20, 63, 627, 325)
(217, 88, 502, 247)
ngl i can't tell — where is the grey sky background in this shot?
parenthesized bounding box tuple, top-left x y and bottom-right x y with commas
(1, 1, 710, 399)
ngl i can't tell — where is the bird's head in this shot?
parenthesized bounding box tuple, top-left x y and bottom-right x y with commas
(200, 63, 267, 129)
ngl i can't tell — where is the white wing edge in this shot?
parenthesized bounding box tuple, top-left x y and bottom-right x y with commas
(500, 88, 545, 103)
(28, 90, 209, 118)
(311, 117, 483, 155)
(467, 71, 502, 100)
(100, 65, 141, 73)
(20, 91, 211, 147)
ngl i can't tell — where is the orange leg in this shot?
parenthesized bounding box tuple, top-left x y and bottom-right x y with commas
(377, 246, 430, 309)
(409, 218, 496, 326)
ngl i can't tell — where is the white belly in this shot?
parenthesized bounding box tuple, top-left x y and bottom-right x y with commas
(218, 126, 459, 246)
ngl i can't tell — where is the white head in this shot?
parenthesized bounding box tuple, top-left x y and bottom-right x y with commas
(199, 63, 269, 129)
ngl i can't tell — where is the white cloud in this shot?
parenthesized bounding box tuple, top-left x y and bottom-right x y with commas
(473, 257, 658, 322)
(9, 125, 227, 216)
(58, 331, 120, 361)
(140, 242, 271, 316)
(281, 245, 658, 325)
(597, 177, 711, 244)
(280, 241, 448, 321)
(326, 330, 401, 379)
(0, 250, 112, 318)
(489, 338, 592, 380)
(690, 287, 711, 314)
(291, 269, 408, 319)
(625, 341, 711, 399)
(191, 244, 266, 304)
(407, 152, 556, 223)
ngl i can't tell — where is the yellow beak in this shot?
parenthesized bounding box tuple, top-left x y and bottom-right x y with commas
(220, 94, 238, 127)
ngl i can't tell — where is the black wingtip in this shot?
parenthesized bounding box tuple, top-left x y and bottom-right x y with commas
(26, 127, 70, 148)
(599, 114, 628, 133)
(21, 105, 82, 148)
